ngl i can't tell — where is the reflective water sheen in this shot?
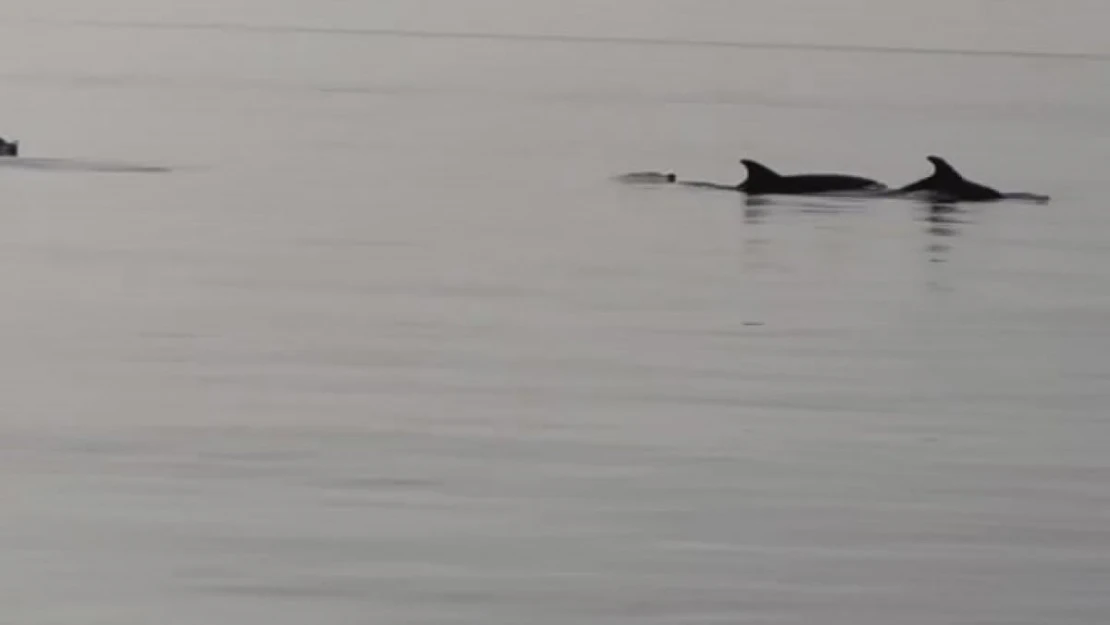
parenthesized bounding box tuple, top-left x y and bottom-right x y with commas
(1, 2, 1109, 624)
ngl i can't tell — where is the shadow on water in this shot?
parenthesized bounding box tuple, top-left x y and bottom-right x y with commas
(737, 197, 773, 274)
(0, 157, 172, 174)
(742, 196, 769, 224)
(614, 174, 976, 281)
(916, 201, 972, 292)
(920, 202, 967, 257)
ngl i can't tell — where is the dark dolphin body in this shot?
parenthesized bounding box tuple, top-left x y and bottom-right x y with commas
(894, 156, 1049, 204)
(896, 155, 1000, 201)
(623, 159, 889, 196)
(737, 159, 887, 196)
(0, 137, 18, 157)
(613, 156, 1048, 204)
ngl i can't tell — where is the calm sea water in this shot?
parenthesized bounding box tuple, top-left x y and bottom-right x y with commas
(1, 2, 1109, 624)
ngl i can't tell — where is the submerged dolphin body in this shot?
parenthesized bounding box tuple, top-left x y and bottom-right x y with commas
(613, 171, 677, 184)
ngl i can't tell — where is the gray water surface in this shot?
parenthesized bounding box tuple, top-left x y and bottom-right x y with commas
(1, 2, 1109, 624)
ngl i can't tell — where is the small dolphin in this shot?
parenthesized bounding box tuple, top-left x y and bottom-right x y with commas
(896, 156, 1049, 203)
(737, 159, 887, 196)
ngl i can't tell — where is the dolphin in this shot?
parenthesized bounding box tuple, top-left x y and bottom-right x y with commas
(0, 137, 18, 157)
(895, 155, 1049, 203)
(737, 159, 887, 196)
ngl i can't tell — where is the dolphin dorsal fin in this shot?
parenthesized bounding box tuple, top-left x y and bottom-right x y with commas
(927, 155, 963, 181)
(739, 159, 781, 185)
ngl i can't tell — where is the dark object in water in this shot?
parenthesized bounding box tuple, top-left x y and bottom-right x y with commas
(614, 171, 677, 184)
(894, 155, 1049, 203)
(0, 137, 19, 157)
(738, 159, 887, 195)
